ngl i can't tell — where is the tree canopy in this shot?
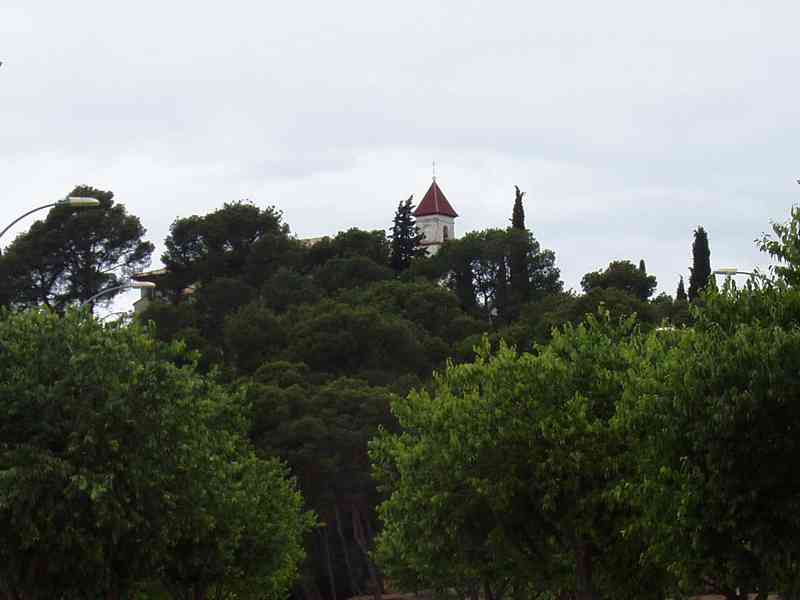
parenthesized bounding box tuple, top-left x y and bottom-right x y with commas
(0, 186, 153, 311)
(371, 316, 661, 600)
(581, 259, 657, 301)
(0, 308, 312, 599)
(618, 282, 800, 598)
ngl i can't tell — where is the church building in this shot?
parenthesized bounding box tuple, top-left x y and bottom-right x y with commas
(414, 177, 458, 255)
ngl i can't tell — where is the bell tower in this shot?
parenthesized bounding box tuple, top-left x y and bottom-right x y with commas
(413, 176, 458, 255)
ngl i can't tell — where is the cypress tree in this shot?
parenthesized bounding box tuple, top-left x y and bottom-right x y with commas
(511, 185, 526, 230)
(389, 196, 424, 272)
(509, 186, 529, 312)
(639, 259, 646, 274)
(688, 226, 711, 302)
(676, 276, 687, 301)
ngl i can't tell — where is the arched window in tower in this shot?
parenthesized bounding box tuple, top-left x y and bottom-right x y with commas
(442, 225, 449, 241)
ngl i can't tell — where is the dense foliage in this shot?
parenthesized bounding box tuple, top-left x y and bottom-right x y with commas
(0, 309, 312, 600)
(1, 184, 745, 600)
(0, 186, 153, 311)
(389, 196, 424, 272)
(134, 193, 712, 600)
(371, 316, 664, 600)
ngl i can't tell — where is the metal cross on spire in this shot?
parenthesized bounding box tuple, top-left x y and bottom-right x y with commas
(432, 160, 437, 181)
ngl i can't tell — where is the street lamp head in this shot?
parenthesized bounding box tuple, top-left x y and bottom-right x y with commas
(714, 267, 739, 275)
(60, 197, 101, 207)
(130, 281, 156, 289)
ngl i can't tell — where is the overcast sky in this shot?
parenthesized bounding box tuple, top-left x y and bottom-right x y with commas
(2, 1, 798, 313)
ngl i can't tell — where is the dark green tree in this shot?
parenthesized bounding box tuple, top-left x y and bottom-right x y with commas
(676, 275, 687, 301)
(161, 201, 292, 299)
(638, 259, 646, 273)
(248, 376, 399, 600)
(261, 267, 322, 313)
(389, 196, 425, 272)
(337, 280, 486, 344)
(581, 260, 657, 302)
(431, 229, 561, 321)
(223, 301, 287, 374)
(0, 186, 153, 311)
(688, 226, 711, 301)
(303, 229, 391, 273)
(285, 301, 438, 381)
(314, 256, 394, 293)
(509, 186, 529, 311)
(511, 185, 525, 229)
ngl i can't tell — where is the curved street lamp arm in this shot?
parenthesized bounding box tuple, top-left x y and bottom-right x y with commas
(0, 203, 57, 241)
(80, 284, 131, 308)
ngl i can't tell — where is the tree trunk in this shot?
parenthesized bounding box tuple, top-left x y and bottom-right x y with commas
(352, 503, 382, 600)
(484, 580, 495, 600)
(321, 527, 338, 600)
(335, 502, 361, 597)
(575, 542, 597, 600)
(299, 580, 319, 600)
(468, 582, 480, 600)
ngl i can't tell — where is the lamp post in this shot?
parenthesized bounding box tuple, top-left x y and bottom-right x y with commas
(80, 281, 156, 309)
(0, 197, 101, 242)
(713, 267, 767, 286)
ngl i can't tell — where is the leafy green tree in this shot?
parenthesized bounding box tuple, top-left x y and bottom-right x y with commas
(0, 309, 311, 599)
(758, 204, 800, 286)
(688, 226, 711, 301)
(0, 186, 153, 311)
(619, 283, 800, 599)
(581, 260, 657, 301)
(389, 196, 425, 272)
(162, 451, 313, 600)
(372, 316, 661, 600)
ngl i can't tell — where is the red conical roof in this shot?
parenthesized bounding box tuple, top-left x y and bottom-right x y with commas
(413, 179, 458, 218)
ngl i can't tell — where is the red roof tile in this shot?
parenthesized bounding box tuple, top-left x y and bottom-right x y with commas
(413, 179, 458, 218)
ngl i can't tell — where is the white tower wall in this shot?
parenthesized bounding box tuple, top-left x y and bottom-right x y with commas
(417, 214, 455, 255)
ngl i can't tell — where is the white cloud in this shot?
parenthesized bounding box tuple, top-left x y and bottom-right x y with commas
(2, 0, 798, 316)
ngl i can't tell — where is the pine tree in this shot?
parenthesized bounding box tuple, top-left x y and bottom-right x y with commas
(676, 276, 687, 301)
(389, 196, 424, 272)
(511, 185, 525, 230)
(639, 259, 646, 274)
(688, 226, 711, 302)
